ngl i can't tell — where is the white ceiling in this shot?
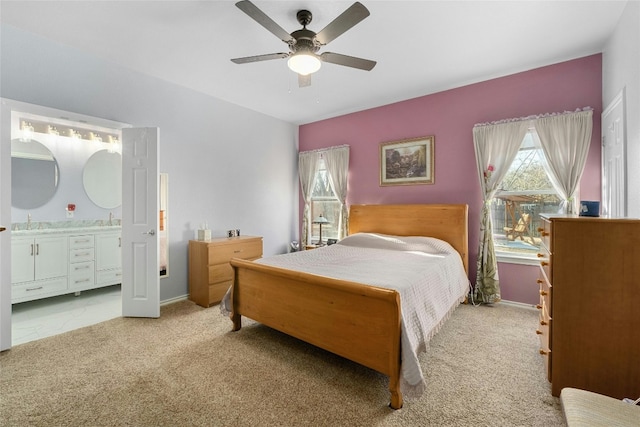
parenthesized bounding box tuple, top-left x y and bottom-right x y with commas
(0, 1, 628, 125)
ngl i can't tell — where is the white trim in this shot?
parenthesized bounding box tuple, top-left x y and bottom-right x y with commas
(500, 299, 539, 311)
(160, 294, 188, 307)
(496, 252, 541, 266)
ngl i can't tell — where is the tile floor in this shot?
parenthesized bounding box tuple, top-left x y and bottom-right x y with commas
(11, 285, 122, 346)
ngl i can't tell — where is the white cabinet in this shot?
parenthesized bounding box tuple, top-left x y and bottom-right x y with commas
(11, 228, 122, 303)
(11, 235, 68, 302)
(96, 231, 122, 286)
(68, 234, 95, 291)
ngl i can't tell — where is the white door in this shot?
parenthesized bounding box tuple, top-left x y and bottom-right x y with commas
(602, 90, 626, 217)
(121, 128, 160, 318)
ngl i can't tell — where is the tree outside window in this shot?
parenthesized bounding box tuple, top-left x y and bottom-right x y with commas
(491, 132, 562, 257)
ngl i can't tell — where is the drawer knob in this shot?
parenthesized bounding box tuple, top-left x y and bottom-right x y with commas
(540, 320, 548, 326)
(536, 329, 543, 335)
(536, 253, 545, 258)
(540, 290, 548, 296)
(539, 349, 549, 355)
(540, 261, 549, 266)
(536, 279, 543, 284)
(541, 231, 549, 237)
(536, 304, 542, 310)
(537, 227, 544, 232)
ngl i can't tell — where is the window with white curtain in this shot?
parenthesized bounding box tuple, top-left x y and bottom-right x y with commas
(490, 131, 562, 258)
(310, 158, 340, 242)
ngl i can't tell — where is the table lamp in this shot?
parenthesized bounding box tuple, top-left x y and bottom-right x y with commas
(312, 214, 330, 246)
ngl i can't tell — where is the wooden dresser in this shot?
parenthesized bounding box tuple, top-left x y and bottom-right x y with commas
(536, 214, 640, 399)
(188, 236, 262, 308)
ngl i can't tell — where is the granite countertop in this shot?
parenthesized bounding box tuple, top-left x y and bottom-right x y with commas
(11, 219, 121, 235)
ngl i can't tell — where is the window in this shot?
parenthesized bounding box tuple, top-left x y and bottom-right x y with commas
(490, 132, 562, 258)
(310, 158, 341, 243)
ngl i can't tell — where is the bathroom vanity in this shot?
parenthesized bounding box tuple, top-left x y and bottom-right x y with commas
(11, 224, 122, 303)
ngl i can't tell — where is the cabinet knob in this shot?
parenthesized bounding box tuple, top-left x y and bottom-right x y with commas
(540, 320, 548, 326)
(537, 227, 544, 232)
(536, 253, 545, 258)
(541, 231, 549, 237)
(536, 304, 542, 310)
(540, 290, 548, 296)
(536, 279, 543, 284)
(539, 349, 549, 355)
(540, 261, 549, 266)
(536, 329, 543, 335)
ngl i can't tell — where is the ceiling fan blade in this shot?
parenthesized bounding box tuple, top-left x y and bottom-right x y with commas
(298, 74, 311, 88)
(231, 52, 289, 64)
(235, 0, 294, 43)
(320, 52, 376, 71)
(315, 2, 370, 45)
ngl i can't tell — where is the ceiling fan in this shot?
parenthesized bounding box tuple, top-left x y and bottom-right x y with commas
(231, 1, 376, 87)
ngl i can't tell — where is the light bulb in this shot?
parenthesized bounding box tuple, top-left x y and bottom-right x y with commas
(287, 53, 321, 76)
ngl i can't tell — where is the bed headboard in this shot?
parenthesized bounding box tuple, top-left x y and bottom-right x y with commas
(348, 204, 469, 274)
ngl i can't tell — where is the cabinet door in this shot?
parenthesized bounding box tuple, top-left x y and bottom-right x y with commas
(34, 236, 68, 280)
(11, 237, 35, 283)
(96, 232, 122, 271)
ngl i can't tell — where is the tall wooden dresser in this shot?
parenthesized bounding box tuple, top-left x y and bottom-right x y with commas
(188, 236, 263, 308)
(536, 214, 640, 399)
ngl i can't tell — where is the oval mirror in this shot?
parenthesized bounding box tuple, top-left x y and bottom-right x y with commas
(11, 139, 60, 209)
(83, 150, 122, 209)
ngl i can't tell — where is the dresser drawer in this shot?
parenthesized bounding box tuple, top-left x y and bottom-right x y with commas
(70, 248, 94, 263)
(539, 219, 552, 250)
(69, 235, 95, 249)
(537, 269, 552, 317)
(209, 263, 233, 284)
(208, 239, 262, 264)
(69, 261, 95, 289)
(12, 277, 68, 302)
(97, 269, 123, 286)
(209, 280, 232, 305)
(538, 302, 552, 381)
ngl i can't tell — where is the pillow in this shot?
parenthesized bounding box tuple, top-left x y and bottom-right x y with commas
(336, 233, 455, 255)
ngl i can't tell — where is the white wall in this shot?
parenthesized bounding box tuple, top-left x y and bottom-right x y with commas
(0, 25, 299, 307)
(602, 0, 640, 217)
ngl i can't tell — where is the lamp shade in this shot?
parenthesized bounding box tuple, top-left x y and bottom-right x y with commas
(312, 214, 329, 224)
(287, 53, 321, 76)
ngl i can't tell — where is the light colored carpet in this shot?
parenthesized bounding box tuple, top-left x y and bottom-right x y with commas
(0, 300, 564, 426)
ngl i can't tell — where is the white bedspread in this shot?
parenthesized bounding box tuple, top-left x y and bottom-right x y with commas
(221, 233, 470, 399)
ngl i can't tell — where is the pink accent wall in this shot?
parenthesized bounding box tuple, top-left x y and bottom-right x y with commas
(299, 54, 602, 304)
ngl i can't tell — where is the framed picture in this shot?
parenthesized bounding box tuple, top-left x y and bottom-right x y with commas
(380, 136, 434, 186)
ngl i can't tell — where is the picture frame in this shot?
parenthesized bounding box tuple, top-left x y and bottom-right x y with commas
(380, 136, 434, 186)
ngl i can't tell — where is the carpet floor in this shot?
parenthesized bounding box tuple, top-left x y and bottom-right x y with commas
(0, 300, 564, 426)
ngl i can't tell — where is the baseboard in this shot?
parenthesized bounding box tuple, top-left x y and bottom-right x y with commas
(500, 299, 538, 311)
(160, 294, 189, 306)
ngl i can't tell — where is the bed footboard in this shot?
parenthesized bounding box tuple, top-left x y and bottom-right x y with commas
(230, 257, 404, 409)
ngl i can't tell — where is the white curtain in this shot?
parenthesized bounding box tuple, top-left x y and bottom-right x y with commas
(322, 146, 350, 239)
(298, 150, 321, 247)
(533, 109, 593, 214)
(473, 120, 530, 303)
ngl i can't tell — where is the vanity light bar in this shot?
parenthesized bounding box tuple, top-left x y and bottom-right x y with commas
(20, 119, 119, 144)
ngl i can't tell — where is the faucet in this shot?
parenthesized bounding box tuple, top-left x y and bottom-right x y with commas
(27, 213, 32, 230)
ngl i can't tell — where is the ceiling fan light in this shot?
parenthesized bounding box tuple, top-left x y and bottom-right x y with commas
(287, 53, 321, 76)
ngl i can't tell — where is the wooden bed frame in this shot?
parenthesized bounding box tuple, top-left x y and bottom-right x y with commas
(229, 204, 469, 409)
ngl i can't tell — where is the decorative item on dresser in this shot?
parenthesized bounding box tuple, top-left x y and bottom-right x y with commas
(188, 236, 263, 308)
(536, 214, 640, 399)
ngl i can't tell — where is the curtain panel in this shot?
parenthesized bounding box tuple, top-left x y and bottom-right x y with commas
(473, 121, 530, 303)
(322, 146, 350, 239)
(298, 150, 321, 247)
